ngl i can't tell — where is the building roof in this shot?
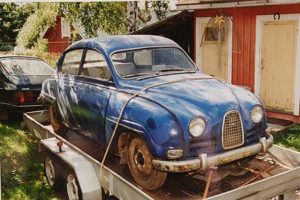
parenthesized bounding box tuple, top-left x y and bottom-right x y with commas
(177, 0, 300, 10)
(131, 11, 193, 34)
(67, 35, 179, 55)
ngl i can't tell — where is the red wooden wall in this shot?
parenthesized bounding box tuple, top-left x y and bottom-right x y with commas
(194, 4, 300, 123)
(195, 4, 300, 91)
(43, 16, 70, 53)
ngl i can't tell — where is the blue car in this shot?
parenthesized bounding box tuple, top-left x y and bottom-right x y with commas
(39, 35, 273, 190)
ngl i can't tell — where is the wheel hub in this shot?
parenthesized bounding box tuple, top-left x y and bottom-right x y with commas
(45, 157, 55, 186)
(67, 174, 79, 200)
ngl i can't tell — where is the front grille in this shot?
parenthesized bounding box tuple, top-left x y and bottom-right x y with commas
(222, 110, 244, 149)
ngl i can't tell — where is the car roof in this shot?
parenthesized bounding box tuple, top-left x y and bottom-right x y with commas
(67, 35, 180, 55)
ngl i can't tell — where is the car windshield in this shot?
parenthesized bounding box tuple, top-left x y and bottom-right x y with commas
(0, 57, 53, 76)
(111, 47, 196, 79)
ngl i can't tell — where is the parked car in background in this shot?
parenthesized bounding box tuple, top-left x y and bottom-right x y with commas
(0, 55, 54, 120)
(39, 35, 273, 191)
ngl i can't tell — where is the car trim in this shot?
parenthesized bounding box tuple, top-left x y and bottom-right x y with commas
(152, 133, 273, 173)
(221, 110, 245, 150)
(106, 117, 143, 134)
(0, 102, 43, 109)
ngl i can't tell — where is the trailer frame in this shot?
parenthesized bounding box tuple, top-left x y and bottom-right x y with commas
(24, 110, 300, 200)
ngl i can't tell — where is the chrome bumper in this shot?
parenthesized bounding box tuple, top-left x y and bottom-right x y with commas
(152, 134, 274, 173)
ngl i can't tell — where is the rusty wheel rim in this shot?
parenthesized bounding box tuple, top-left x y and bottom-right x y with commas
(130, 139, 152, 176)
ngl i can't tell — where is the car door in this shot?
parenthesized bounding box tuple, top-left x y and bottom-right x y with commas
(57, 49, 84, 129)
(72, 49, 113, 145)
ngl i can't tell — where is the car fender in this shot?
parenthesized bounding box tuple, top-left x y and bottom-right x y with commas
(105, 92, 184, 160)
(39, 78, 57, 105)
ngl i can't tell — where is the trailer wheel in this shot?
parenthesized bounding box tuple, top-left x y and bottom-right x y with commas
(65, 172, 82, 200)
(0, 108, 8, 121)
(49, 105, 66, 134)
(127, 137, 167, 190)
(44, 155, 62, 190)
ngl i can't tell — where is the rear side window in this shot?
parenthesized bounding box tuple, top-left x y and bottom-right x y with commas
(61, 49, 84, 75)
(81, 50, 111, 80)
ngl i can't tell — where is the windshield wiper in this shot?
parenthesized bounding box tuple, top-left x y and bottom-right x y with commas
(156, 68, 194, 74)
(122, 72, 153, 78)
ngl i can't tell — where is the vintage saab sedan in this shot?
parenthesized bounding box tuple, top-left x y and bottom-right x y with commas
(39, 35, 273, 190)
(0, 55, 53, 120)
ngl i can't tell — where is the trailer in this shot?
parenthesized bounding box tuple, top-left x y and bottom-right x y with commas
(23, 110, 300, 200)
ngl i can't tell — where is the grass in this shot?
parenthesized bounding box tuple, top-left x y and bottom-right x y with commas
(273, 124, 300, 151)
(0, 120, 61, 200)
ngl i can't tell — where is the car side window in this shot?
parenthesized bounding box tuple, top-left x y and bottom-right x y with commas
(81, 50, 112, 81)
(61, 49, 84, 75)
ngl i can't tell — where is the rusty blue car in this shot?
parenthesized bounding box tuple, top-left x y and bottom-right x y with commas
(39, 35, 273, 190)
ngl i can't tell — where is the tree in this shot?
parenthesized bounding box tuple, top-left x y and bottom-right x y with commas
(0, 3, 32, 49)
(16, 3, 59, 49)
(152, 1, 169, 21)
(59, 2, 127, 37)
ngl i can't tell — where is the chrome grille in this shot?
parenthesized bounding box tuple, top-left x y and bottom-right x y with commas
(222, 111, 244, 149)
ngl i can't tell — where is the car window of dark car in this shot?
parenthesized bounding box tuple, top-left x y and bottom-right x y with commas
(61, 49, 84, 75)
(81, 50, 112, 81)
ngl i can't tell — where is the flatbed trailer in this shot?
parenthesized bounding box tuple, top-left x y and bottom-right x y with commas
(24, 110, 300, 200)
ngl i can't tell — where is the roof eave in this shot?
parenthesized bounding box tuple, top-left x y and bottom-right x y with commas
(176, 0, 300, 10)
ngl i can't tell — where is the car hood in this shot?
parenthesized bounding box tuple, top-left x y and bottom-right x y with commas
(120, 73, 263, 154)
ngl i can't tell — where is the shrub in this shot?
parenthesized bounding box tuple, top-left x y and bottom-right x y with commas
(0, 44, 13, 52)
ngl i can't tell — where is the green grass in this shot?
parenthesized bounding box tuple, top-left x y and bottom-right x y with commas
(0, 121, 61, 200)
(273, 124, 300, 151)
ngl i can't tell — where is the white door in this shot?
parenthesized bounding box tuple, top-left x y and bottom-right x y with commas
(255, 15, 300, 115)
(195, 17, 232, 82)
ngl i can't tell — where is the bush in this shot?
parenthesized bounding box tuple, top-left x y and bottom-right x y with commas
(0, 44, 13, 52)
(16, 3, 58, 49)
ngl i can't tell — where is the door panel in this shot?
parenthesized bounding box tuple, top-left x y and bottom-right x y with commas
(200, 19, 230, 81)
(260, 20, 297, 113)
(72, 79, 111, 145)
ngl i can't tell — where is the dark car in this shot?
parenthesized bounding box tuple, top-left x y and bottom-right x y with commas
(0, 55, 54, 120)
(39, 35, 273, 191)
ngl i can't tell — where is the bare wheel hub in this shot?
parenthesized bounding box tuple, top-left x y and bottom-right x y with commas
(133, 146, 152, 175)
(45, 157, 55, 186)
(66, 174, 79, 200)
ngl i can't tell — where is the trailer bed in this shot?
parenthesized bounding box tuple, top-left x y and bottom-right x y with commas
(24, 110, 300, 200)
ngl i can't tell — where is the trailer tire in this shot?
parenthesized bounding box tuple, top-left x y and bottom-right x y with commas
(0, 107, 8, 121)
(65, 172, 82, 200)
(49, 105, 66, 134)
(44, 155, 63, 190)
(127, 137, 167, 190)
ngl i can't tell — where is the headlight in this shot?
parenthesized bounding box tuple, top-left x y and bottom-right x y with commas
(251, 106, 264, 123)
(189, 117, 206, 137)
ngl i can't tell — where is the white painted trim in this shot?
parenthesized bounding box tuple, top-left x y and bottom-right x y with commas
(255, 14, 300, 116)
(195, 17, 233, 82)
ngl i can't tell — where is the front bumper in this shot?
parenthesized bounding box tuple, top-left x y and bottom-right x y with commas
(152, 133, 274, 173)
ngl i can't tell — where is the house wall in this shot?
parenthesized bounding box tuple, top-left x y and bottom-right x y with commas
(194, 4, 300, 123)
(43, 16, 70, 53)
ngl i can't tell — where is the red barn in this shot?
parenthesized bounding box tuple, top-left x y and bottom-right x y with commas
(135, 0, 300, 123)
(43, 16, 82, 53)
